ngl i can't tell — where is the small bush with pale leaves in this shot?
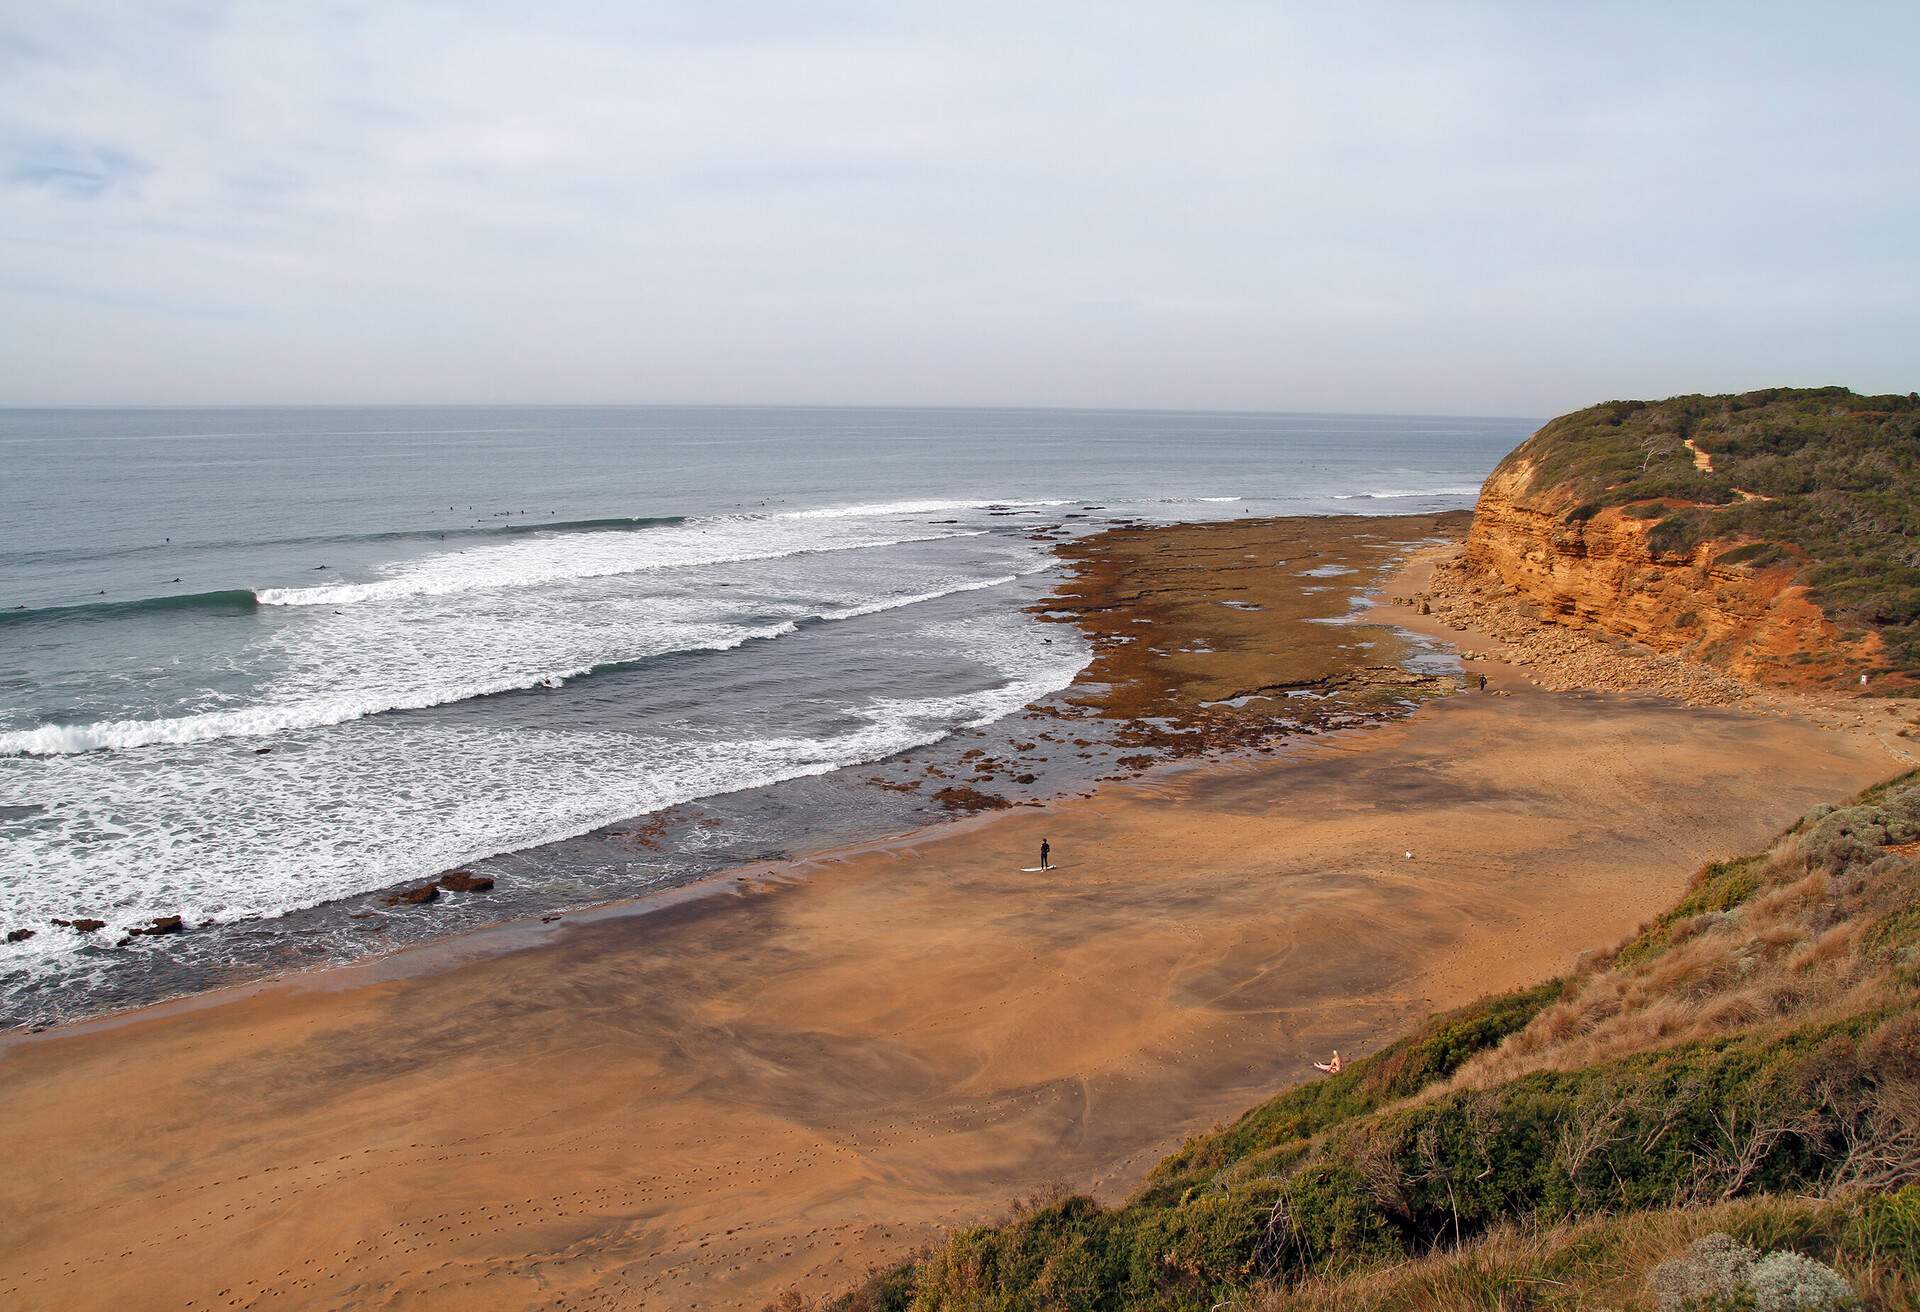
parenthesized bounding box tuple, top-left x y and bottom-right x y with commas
(1742, 1250, 1856, 1311)
(1648, 1234, 1857, 1312)
(1650, 1234, 1758, 1309)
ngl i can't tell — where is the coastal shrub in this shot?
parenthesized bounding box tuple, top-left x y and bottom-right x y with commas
(1716, 541, 1788, 570)
(1649, 510, 1711, 559)
(1743, 1250, 1858, 1310)
(1234, 1189, 1919, 1312)
(1650, 1233, 1760, 1308)
(1140, 982, 1562, 1204)
(1648, 1235, 1859, 1311)
(1797, 799, 1920, 874)
(1613, 855, 1768, 967)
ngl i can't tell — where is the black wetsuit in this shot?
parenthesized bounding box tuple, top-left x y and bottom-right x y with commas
(1040, 842, 1051, 870)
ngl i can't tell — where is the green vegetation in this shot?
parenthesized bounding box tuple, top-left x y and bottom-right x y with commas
(1504, 387, 1920, 676)
(1610, 854, 1767, 968)
(802, 773, 1920, 1311)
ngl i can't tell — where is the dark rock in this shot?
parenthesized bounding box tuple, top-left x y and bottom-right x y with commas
(436, 871, 495, 894)
(6, 928, 34, 943)
(70, 918, 106, 933)
(930, 785, 1012, 813)
(254, 747, 273, 755)
(129, 915, 184, 937)
(383, 884, 440, 906)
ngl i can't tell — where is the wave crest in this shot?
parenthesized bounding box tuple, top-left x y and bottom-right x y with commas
(0, 572, 1038, 756)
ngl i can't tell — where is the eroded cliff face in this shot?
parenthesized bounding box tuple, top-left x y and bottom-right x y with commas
(1460, 455, 1875, 687)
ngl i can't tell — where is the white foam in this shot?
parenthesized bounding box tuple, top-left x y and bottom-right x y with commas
(819, 575, 1018, 621)
(0, 607, 794, 755)
(780, 498, 1070, 520)
(0, 609, 1090, 975)
(1332, 485, 1481, 500)
(257, 518, 987, 607)
(0, 561, 1060, 757)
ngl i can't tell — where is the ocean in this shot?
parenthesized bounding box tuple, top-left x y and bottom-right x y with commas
(0, 405, 1532, 1026)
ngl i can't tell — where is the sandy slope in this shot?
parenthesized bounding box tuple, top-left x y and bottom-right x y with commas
(0, 531, 1901, 1312)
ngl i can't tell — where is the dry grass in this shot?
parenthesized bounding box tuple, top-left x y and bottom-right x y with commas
(1454, 815, 1917, 1091)
(1236, 1192, 1915, 1312)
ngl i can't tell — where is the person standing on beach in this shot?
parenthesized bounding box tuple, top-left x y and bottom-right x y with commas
(1477, 673, 1488, 692)
(1040, 839, 1051, 871)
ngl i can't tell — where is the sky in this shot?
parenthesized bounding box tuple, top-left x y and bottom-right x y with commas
(1, 2, 1916, 415)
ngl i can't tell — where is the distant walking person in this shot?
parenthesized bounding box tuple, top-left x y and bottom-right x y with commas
(1040, 838, 1051, 871)
(1477, 673, 1488, 692)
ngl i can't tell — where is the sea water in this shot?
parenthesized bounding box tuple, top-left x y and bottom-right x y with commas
(0, 406, 1531, 1024)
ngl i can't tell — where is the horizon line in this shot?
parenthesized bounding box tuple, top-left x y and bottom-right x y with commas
(0, 398, 1557, 423)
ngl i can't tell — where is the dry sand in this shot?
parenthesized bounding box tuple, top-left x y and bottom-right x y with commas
(0, 521, 1902, 1312)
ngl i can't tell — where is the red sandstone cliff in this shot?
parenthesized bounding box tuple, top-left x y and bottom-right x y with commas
(1459, 453, 1877, 688)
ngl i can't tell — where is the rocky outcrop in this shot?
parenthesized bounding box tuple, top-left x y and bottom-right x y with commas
(1459, 454, 1874, 688)
(380, 871, 498, 906)
(930, 785, 1012, 813)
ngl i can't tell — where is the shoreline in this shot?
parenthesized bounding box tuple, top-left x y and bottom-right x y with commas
(1, 515, 1906, 1311)
(3, 512, 1467, 1037)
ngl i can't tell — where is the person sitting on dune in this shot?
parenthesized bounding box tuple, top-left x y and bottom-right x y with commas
(1313, 1050, 1342, 1075)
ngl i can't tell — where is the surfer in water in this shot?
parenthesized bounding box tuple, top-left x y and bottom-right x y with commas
(1039, 838, 1051, 871)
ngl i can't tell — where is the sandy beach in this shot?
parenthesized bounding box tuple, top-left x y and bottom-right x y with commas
(0, 517, 1902, 1312)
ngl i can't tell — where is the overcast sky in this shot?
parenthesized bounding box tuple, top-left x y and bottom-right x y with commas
(2, 2, 1915, 414)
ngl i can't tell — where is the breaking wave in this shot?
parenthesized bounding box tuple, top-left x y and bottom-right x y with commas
(0, 571, 1037, 756)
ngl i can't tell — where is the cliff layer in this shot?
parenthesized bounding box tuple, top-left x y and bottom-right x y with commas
(1462, 451, 1864, 686)
(1458, 387, 1920, 690)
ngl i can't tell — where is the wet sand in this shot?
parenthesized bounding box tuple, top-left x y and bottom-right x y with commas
(0, 520, 1900, 1312)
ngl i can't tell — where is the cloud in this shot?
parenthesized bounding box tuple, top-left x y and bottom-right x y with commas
(4, 134, 148, 198)
(0, 1, 1915, 411)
